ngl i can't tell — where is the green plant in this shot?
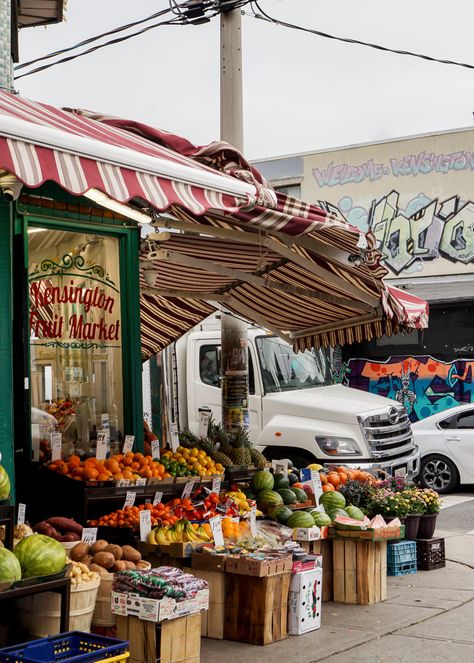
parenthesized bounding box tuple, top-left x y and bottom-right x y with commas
(368, 489, 412, 518)
(417, 488, 441, 514)
(403, 488, 427, 515)
(339, 479, 375, 511)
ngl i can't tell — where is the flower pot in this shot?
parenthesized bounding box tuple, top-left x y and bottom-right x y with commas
(404, 514, 421, 540)
(416, 513, 437, 539)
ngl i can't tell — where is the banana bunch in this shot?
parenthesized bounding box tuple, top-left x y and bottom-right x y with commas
(148, 518, 212, 545)
(226, 491, 263, 516)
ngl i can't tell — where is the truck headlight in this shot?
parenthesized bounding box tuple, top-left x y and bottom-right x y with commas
(315, 436, 362, 456)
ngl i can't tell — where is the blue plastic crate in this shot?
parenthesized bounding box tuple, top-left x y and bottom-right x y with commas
(0, 631, 129, 663)
(387, 541, 417, 576)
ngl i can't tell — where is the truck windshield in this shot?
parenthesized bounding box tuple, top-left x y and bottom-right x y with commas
(256, 336, 333, 393)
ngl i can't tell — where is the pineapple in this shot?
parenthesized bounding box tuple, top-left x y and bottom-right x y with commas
(250, 448, 267, 469)
(229, 428, 248, 466)
(210, 450, 233, 467)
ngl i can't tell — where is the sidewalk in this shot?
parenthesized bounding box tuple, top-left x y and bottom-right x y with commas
(201, 530, 474, 662)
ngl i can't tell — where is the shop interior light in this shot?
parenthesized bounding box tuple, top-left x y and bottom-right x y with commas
(27, 227, 48, 234)
(83, 189, 152, 225)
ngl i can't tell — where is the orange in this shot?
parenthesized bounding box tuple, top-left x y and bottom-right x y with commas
(68, 455, 81, 469)
(83, 467, 99, 480)
(320, 473, 328, 485)
(326, 472, 341, 487)
(322, 484, 335, 492)
(105, 458, 120, 474)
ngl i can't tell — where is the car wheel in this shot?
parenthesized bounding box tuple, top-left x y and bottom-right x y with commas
(420, 455, 459, 493)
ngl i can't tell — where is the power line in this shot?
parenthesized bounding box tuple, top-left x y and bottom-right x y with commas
(249, 1, 474, 72)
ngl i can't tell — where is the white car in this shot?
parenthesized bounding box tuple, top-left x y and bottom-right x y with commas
(413, 403, 474, 492)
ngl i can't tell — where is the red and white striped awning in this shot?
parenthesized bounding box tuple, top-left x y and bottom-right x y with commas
(0, 91, 428, 358)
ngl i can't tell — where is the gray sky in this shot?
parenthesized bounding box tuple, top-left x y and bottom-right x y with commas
(17, 0, 474, 160)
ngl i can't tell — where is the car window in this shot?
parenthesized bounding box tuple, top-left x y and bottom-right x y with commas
(438, 415, 456, 430)
(455, 411, 474, 429)
(199, 344, 255, 394)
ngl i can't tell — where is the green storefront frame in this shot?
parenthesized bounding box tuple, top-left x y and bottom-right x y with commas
(0, 185, 144, 503)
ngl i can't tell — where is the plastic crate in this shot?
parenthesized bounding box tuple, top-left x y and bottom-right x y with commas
(0, 631, 129, 663)
(387, 541, 417, 576)
(416, 538, 446, 571)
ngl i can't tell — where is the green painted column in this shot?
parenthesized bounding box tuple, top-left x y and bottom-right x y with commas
(0, 0, 13, 91)
(0, 200, 14, 498)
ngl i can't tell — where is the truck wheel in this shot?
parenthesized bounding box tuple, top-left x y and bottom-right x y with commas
(263, 447, 317, 470)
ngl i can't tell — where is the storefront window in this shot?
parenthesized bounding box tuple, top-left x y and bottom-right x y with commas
(28, 226, 124, 460)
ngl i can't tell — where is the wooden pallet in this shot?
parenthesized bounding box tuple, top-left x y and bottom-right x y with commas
(333, 539, 387, 605)
(116, 613, 202, 663)
(224, 571, 291, 645)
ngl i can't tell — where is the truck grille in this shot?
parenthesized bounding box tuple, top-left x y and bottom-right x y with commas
(359, 406, 415, 461)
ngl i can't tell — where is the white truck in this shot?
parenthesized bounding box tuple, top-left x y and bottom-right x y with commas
(159, 316, 420, 478)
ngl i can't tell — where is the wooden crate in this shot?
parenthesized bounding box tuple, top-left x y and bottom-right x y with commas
(116, 613, 201, 663)
(312, 539, 333, 602)
(333, 540, 387, 605)
(224, 571, 291, 645)
(184, 567, 225, 640)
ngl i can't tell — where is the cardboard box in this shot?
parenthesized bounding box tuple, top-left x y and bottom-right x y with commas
(292, 526, 321, 541)
(138, 540, 203, 559)
(191, 552, 227, 572)
(225, 555, 293, 577)
(288, 568, 322, 635)
(330, 526, 403, 541)
(111, 589, 209, 623)
(291, 554, 322, 574)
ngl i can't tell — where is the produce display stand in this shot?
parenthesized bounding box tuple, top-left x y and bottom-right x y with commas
(0, 500, 14, 549)
(333, 539, 387, 605)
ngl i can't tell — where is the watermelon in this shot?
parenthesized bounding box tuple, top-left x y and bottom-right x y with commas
(369, 515, 387, 529)
(256, 489, 283, 506)
(273, 473, 290, 490)
(311, 511, 332, 527)
(334, 516, 367, 531)
(320, 490, 346, 511)
(271, 506, 293, 525)
(276, 488, 297, 505)
(346, 505, 365, 521)
(0, 548, 21, 583)
(241, 486, 256, 499)
(0, 465, 10, 501)
(291, 487, 308, 503)
(251, 470, 274, 492)
(288, 472, 299, 486)
(14, 534, 66, 579)
(327, 508, 349, 522)
(287, 511, 315, 528)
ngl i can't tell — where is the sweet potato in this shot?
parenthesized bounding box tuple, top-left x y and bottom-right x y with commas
(47, 517, 83, 536)
(90, 540, 109, 555)
(70, 542, 90, 562)
(61, 532, 81, 542)
(92, 551, 115, 570)
(33, 521, 61, 540)
(121, 545, 141, 563)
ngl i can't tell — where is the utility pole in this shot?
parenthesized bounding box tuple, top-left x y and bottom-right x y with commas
(219, 3, 248, 432)
(0, 0, 13, 91)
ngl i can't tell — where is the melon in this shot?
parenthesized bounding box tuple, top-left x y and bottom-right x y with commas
(273, 473, 290, 490)
(327, 508, 349, 522)
(256, 489, 283, 506)
(287, 511, 315, 529)
(311, 511, 332, 527)
(288, 472, 299, 486)
(271, 506, 293, 525)
(0, 548, 21, 583)
(13, 534, 66, 579)
(334, 516, 367, 531)
(0, 466, 10, 501)
(346, 505, 365, 521)
(276, 488, 297, 505)
(251, 470, 274, 492)
(369, 515, 387, 529)
(291, 487, 308, 503)
(319, 490, 346, 511)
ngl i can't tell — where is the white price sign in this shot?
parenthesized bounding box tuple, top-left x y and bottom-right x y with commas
(249, 506, 257, 537)
(81, 527, 98, 544)
(271, 459, 289, 475)
(170, 423, 180, 452)
(151, 440, 160, 459)
(181, 481, 195, 500)
(135, 478, 147, 486)
(17, 503, 26, 525)
(197, 410, 210, 439)
(116, 479, 130, 487)
(310, 470, 323, 505)
(140, 509, 152, 542)
(211, 476, 221, 495)
(123, 435, 135, 454)
(153, 491, 163, 506)
(123, 491, 136, 508)
(209, 515, 225, 547)
(50, 432, 62, 461)
(96, 430, 109, 460)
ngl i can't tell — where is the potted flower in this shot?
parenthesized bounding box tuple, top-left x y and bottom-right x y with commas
(416, 489, 441, 539)
(402, 489, 427, 539)
(367, 489, 411, 522)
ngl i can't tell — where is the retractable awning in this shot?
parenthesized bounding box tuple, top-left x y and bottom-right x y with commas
(0, 91, 428, 358)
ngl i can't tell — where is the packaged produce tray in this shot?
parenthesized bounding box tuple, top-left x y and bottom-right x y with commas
(329, 525, 404, 541)
(0, 631, 129, 663)
(111, 589, 209, 623)
(225, 554, 293, 577)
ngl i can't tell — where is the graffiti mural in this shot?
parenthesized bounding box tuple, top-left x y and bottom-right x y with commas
(317, 192, 474, 275)
(341, 356, 474, 422)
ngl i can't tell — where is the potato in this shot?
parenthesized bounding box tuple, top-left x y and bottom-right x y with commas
(124, 561, 136, 570)
(89, 563, 109, 575)
(104, 544, 123, 561)
(92, 551, 115, 570)
(80, 555, 92, 567)
(90, 539, 109, 555)
(70, 542, 90, 562)
(112, 560, 127, 572)
(121, 545, 141, 563)
(136, 561, 151, 571)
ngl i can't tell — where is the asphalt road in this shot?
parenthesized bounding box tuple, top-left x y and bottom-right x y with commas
(438, 489, 474, 532)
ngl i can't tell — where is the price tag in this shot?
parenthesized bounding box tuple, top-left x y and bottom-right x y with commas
(116, 479, 130, 487)
(81, 527, 98, 544)
(50, 432, 62, 461)
(17, 503, 26, 525)
(101, 413, 110, 430)
(271, 459, 289, 475)
(310, 470, 324, 505)
(135, 478, 147, 486)
(140, 509, 152, 542)
(211, 476, 221, 495)
(139, 597, 159, 622)
(249, 506, 257, 537)
(181, 481, 195, 500)
(123, 435, 135, 454)
(170, 423, 180, 452)
(151, 440, 160, 459)
(197, 410, 210, 439)
(96, 430, 109, 460)
(123, 491, 136, 508)
(153, 491, 163, 506)
(209, 515, 225, 547)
